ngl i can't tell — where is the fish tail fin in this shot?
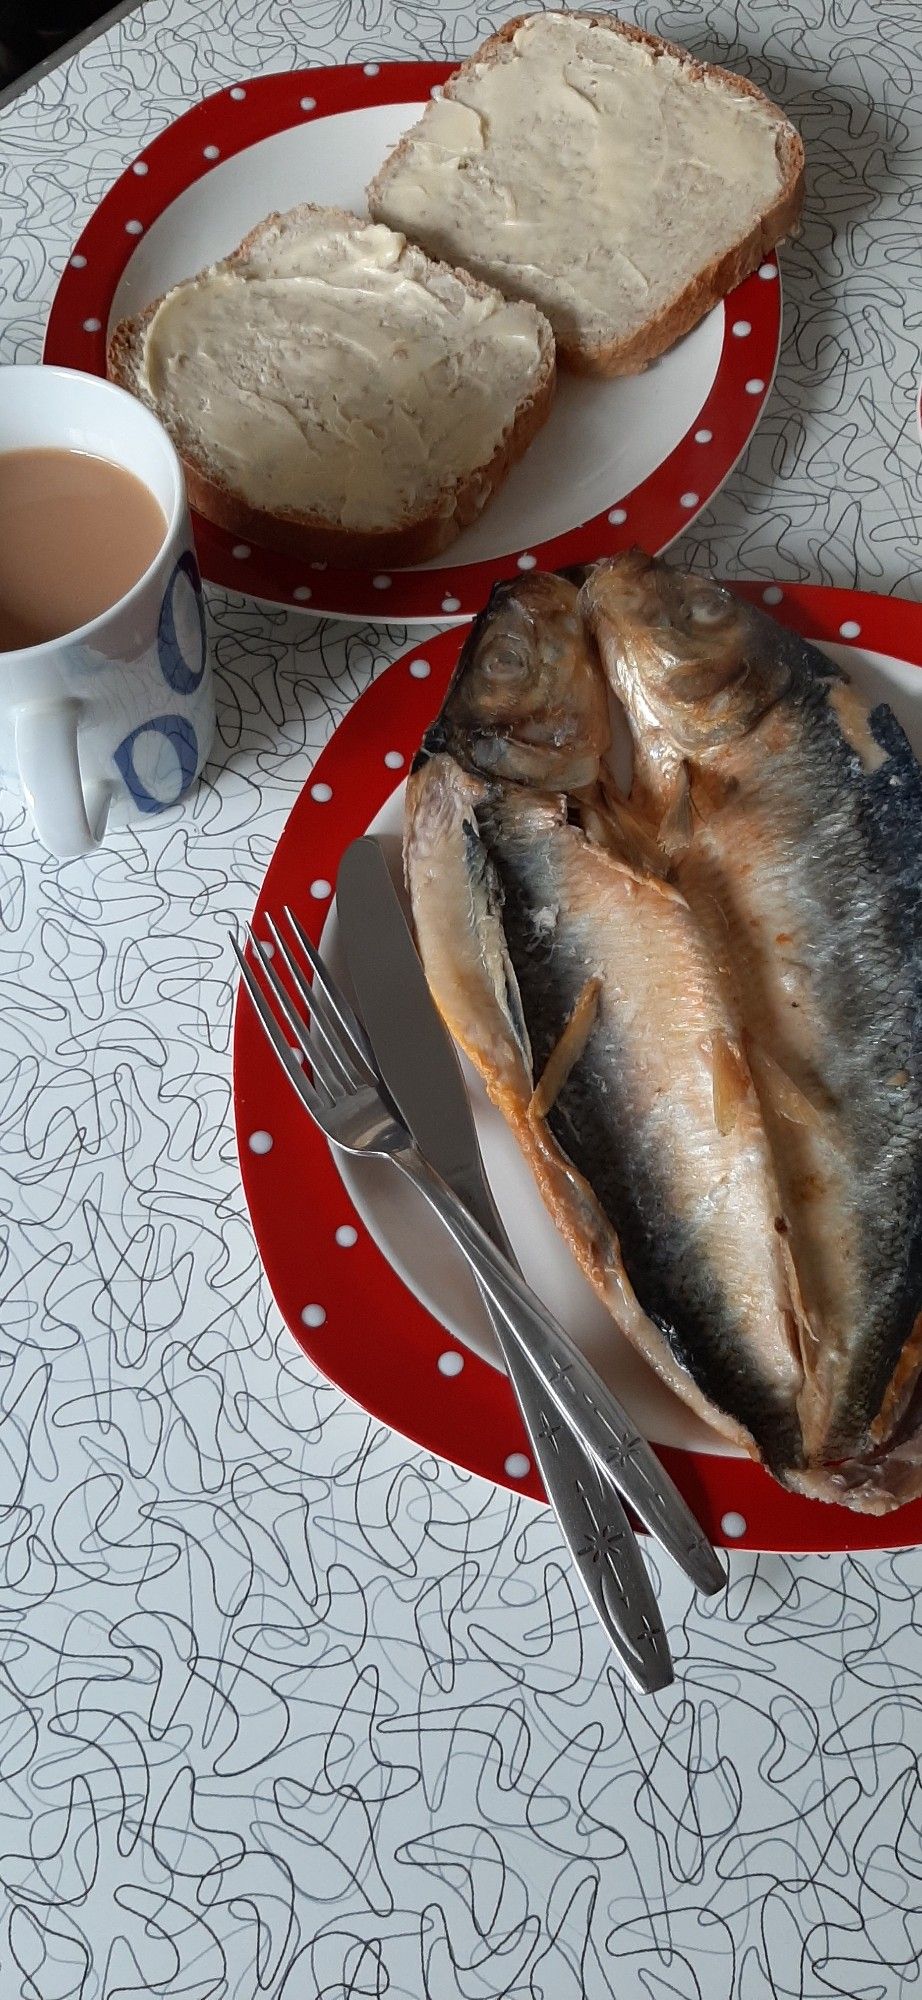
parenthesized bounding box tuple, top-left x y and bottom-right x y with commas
(782, 1440, 922, 1517)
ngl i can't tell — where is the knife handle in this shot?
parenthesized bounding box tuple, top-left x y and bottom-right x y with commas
(393, 1146, 725, 1600)
(491, 1314, 674, 1691)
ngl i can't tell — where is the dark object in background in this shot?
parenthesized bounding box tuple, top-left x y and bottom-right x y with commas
(0, 0, 113, 89)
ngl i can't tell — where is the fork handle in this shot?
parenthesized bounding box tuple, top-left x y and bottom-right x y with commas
(392, 1146, 725, 1599)
(443, 1163, 673, 1687)
(488, 1312, 674, 1690)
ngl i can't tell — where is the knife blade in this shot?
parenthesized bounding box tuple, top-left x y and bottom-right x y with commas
(336, 835, 723, 1594)
(336, 835, 677, 1690)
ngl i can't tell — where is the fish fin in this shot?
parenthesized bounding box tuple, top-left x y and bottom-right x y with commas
(868, 1309, 922, 1448)
(529, 977, 602, 1120)
(710, 1032, 750, 1136)
(657, 763, 693, 858)
(593, 779, 672, 878)
(579, 791, 664, 879)
(746, 1039, 832, 1132)
(783, 1441, 922, 1516)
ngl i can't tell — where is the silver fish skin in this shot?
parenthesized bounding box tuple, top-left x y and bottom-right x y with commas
(406, 575, 808, 1471)
(585, 551, 922, 1510)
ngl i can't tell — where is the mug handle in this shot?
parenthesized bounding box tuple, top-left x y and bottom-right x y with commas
(14, 698, 107, 860)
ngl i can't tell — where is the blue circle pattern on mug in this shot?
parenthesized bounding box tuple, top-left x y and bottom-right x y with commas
(113, 714, 200, 813)
(112, 552, 207, 811)
(157, 550, 207, 693)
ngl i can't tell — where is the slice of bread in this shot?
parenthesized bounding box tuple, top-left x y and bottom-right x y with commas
(367, 11, 805, 376)
(107, 204, 556, 568)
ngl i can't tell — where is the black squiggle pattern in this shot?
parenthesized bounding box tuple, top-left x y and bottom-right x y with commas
(1, 2, 922, 1995)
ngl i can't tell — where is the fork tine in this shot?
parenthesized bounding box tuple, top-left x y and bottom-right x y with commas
(265, 913, 359, 1093)
(283, 906, 378, 1079)
(244, 927, 342, 1101)
(231, 935, 326, 1118)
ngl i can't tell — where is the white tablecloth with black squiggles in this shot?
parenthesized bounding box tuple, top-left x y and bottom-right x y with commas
(2, 3, 921, 1994)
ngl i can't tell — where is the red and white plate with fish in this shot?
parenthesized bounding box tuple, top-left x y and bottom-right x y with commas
(47, 62, 781, 626)
(234, 581, 922, 1553)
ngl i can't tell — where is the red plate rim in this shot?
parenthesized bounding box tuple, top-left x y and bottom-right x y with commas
(233, 580, 922, 1554)
(45, 62, 782, 624)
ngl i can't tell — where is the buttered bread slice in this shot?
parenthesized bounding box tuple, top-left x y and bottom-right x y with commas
(108, 204, 555, 567)
(368, 12, 804, 376)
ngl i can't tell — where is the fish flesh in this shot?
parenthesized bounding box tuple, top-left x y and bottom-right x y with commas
(404, 560, 922, 1512)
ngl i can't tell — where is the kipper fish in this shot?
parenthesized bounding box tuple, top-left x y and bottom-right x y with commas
(405, 573, 810, 1476)
(584, 553, 922, 1511)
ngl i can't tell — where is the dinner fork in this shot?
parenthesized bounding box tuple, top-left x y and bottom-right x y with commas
(234, 918, 675, 1691)
(232, 917, 725, 1668)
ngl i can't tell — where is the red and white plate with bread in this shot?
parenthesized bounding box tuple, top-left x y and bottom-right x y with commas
(46, 13, 803, 624)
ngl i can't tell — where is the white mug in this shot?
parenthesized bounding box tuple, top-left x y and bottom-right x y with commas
(0, 364, 215, 859)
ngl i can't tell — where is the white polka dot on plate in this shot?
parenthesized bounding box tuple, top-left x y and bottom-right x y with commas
(300, 96, 316, 112)
(310, 878, 332, 899)
(732, 319, 751, 337)
(70, 252, 87, 268)
(839, 619, 862, 639)
(504, 1452, 531, 1480)
(758, 261, 778, 279)
(310, 781, 332, 802)
(409, 658, 430, 679)
(301, 1304, 326, 1328)
(203, 144, 220, 160)
(721, 1511, 747, 1538)
(335, 1225, 358, 1247)
(762, 585, 784, 606)
(132, 160, 148, 176)
(607, 506, 627, 526)
(438, 1351, 464, 1377)
(384, 751, 404, 770)
(745, 378, 766, 396)
(430, 83, 444, 99)
(363, 61, 380, 75)
(232, 543, 251, 559)
(248, 1130, 273, 1155)
(517, 553, 537, 570)
(83, 317, 101, 333)
(230, 85, 246, 99)
(293, 585, 312, 601)
(680, 492, 700, 509)
(125, 219, 144, 235)
(694, 428, 713, 444)
(258, 938, 275, 959)
(373, 574, 391, 590)
(442, 595, 461, 613)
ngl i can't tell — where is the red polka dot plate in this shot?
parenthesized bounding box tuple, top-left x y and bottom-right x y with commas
(47, 63, 782, 625)
(234, 581, 922, 1553)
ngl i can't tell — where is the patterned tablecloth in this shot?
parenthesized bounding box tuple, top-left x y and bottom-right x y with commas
(2, 3, 921, 1994)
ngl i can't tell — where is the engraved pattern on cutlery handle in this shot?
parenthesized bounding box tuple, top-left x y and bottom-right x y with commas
(396, 1148, 725, 1598)
(495, 1323, 674, 1691)
(538, 1351, 725, 1598)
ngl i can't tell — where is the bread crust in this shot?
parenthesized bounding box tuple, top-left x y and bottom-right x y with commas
(367, 11, 806, 377)
(107, 202, 556, 569)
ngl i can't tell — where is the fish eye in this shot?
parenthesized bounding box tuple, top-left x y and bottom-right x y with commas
(481, 639, 530, 682)
(684, 587, 734, 631)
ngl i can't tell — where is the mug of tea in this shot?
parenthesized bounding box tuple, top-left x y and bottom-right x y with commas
(0, 364, 215, 859)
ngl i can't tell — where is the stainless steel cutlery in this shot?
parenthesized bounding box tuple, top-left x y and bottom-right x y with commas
(231, 852, 724, 1691)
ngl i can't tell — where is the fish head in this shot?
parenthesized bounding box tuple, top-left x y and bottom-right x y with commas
(420, 571, 609, 789)
(583, 552, 792, 752)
